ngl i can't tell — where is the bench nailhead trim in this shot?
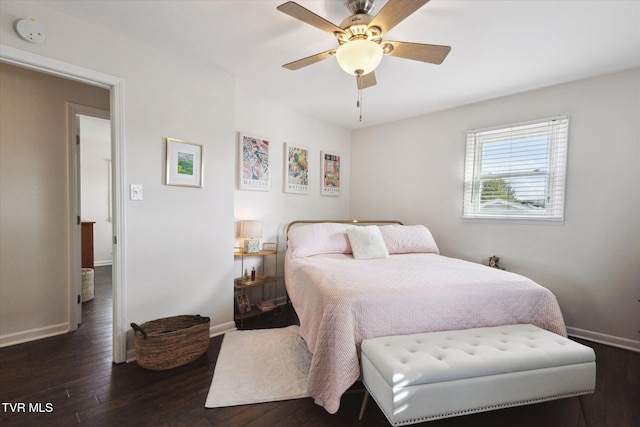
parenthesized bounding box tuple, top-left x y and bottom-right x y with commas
(368, 390, 594, 426)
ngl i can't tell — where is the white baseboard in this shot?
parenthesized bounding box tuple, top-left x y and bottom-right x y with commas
(210, 321, 237, 337)
(94, 260, 113, 267)
(0, 323, 69, 348)
(567, 326, 639, 353)
(126, 348, 136, 363)
(125, 321, 237, 363)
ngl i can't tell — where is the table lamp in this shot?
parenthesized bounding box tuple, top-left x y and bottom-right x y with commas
(241, 220, 262, 253)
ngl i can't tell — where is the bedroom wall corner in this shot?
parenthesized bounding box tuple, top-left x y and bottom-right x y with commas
(350, 68, 640, 349)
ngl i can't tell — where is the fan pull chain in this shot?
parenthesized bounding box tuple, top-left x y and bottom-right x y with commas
(357, 87, 363, 122)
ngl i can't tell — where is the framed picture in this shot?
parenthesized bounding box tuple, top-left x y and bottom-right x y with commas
(321, 151, 341, 196)
(239, 133, 271, 191)
(236, 294, 251, 314)
(284, 143, 309, 194)
(166, 138, 203, 187)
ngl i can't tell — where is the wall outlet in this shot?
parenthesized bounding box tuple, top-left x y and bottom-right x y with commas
(130, 184, 143, 201)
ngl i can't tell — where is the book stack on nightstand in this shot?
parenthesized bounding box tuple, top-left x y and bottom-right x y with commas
(256, 300, 276, 312)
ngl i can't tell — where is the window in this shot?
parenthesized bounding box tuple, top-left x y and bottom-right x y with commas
(463, 116, 569, 220)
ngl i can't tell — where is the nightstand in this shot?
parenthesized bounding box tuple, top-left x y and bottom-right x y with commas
(234, 243, 278, 325)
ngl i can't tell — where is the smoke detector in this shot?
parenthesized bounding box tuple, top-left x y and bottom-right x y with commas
(15, 18, 46, 44)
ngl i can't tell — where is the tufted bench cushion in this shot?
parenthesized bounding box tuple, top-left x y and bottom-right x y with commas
(360, 324, 595, 425)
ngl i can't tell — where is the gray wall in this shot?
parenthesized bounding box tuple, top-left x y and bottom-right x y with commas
(351, 68, 640, 348)
(0, 63, 110, 340)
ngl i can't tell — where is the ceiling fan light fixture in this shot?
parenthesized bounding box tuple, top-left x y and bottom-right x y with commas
(335, 39, 383, 76)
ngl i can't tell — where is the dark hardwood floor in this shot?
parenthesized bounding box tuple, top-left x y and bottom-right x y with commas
(1, 266, 638, 426)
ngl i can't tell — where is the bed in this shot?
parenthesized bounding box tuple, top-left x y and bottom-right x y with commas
(284, 220, 567, 414)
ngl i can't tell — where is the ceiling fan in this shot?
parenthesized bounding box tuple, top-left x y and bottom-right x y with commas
(277, 0, 451, 90)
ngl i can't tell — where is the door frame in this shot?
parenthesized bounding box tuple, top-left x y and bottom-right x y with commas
(0, 44, 127, 363)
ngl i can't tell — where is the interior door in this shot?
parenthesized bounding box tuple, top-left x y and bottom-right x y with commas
(68, 104, 111, 329)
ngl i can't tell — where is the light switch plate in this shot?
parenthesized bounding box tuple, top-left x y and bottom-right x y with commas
(130, 184, 143, 201)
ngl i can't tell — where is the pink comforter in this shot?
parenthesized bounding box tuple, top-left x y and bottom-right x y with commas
(284, 252, 566, 414)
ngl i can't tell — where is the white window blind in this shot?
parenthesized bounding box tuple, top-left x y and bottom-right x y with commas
(463, 116, 569, 220)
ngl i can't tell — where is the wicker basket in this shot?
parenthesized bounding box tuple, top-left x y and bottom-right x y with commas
(131, 314, 210, 370)
(81, 268, 94, 302)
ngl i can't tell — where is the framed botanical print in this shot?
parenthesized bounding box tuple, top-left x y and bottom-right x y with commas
(166, 138, 203, 188)
(321, 151, 340, 196)
(239, 133, 271, 191)
(284, 143, 309, 194)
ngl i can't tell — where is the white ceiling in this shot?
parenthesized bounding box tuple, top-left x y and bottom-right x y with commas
(41, 0, 640, 130)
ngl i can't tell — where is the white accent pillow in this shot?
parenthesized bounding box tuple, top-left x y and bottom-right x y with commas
(346, 226, 389, 260)
(287, 223, 353, 259)
(379, 224, 439, 254)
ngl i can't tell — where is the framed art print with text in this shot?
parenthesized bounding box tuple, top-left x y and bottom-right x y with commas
(239, 133, 271, 191)
(321, 151, 340, 196)
(284, 143, 309, 194)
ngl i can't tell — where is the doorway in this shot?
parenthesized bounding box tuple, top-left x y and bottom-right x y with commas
(69, 107, 112, 328)
(0, 46, 126, 363)
(79, 115, 112, 268)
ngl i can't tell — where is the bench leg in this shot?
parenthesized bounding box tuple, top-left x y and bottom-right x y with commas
(579, 395, 590, 427)
(358, 390, 369, 421)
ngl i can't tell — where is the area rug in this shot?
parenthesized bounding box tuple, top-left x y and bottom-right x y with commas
(205, 325, 312, 407)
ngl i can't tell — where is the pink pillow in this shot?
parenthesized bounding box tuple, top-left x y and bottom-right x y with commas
(379, 225, 439, 254)
(287, 223, 353, 258)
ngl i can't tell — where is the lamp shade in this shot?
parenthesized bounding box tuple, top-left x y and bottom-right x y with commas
(241, 220, 262, 239)
(336, 39, 383, 76)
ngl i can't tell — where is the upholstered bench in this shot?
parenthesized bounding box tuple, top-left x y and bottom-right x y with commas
(359, 324, 596, 425)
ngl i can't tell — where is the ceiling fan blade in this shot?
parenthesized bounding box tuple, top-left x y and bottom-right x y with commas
(277, 1, 346, 36)
(368, 0, 430, 35)
(283, 49, 337, 71)
(383, 41, 451, 64)
(356, 72, 377, 89)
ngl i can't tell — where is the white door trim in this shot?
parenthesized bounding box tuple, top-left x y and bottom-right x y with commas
(0, 44, 127, 364)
